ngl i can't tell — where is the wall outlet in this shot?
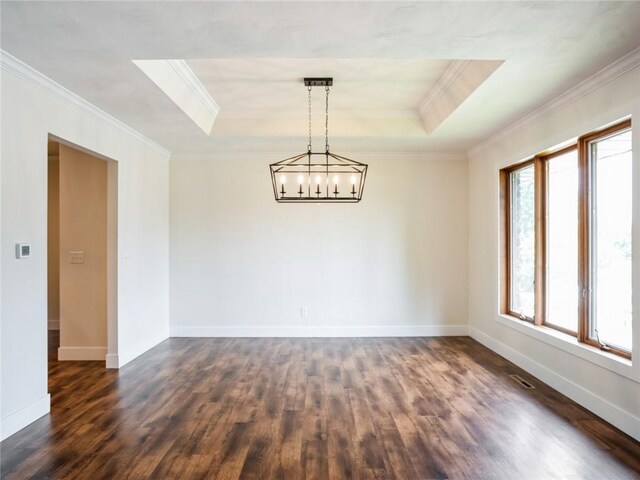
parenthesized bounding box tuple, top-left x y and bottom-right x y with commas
(300, 307, 308, 318)
(69, 251, 85, 264)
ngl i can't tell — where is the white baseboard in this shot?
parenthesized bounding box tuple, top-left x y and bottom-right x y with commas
(105, 353, 119, 369)
(0, 394, 50, 441)
(116, 330, 169, 368)
(47, 319, 60, 330)
(469, 326, 640, 442)
(58, 346, 107, 361)
(170, 324, 469, 338)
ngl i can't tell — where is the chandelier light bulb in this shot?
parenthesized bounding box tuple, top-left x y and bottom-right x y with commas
(280, 175, 286, 185)
(315, 175, 322, 185)
(297, 175, 305, 185)
(333, 175, 339, 185)
(351, 175, 357, 185)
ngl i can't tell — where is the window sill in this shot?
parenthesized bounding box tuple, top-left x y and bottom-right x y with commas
(496, 314, 637, 383)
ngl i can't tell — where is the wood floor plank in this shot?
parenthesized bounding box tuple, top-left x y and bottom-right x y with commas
(1, 333, 639, 479)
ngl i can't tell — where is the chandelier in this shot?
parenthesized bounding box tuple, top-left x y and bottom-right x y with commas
(269, 78, 368, 203)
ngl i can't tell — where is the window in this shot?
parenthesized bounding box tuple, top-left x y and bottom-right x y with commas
(545, 148, 579, 335)
(501, 119, 632, 359)
(508, 163, 535, 320)
(580, 124, 633, 357)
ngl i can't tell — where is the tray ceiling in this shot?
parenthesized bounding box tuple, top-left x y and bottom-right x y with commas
(1, 1, 639, 157)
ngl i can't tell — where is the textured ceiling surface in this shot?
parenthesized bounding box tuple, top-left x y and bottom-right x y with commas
(188, 58, 451, 112)
(1, 1, 639, 157)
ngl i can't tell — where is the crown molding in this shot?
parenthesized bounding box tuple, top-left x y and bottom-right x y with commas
(418, 59, 502, 135)
(418, 60, 470, 120)
(134, 58, 219, 135)
(167, 59, 220, 117)
(468, 46, 640, 157)
(0, 49, 171, 158)
(170, 151, 468, 162)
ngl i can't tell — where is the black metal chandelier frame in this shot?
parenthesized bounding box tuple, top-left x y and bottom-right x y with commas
(269, 78, 368, 203)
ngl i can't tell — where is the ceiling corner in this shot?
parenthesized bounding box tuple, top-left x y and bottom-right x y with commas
(133, 59, 220, 135)
(419, 59, 504, 135)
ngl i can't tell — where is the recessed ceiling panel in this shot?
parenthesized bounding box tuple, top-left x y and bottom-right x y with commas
(187, 58, 451, 114)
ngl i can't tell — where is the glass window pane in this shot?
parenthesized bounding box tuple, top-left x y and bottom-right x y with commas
(590, 129, 632, 352)
(510, 166, 535, 318)
(546, 150, 579, 332)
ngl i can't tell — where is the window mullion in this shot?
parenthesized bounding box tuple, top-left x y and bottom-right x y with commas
(500, 170, 510, 316)
(577, 135, 589, 343)
(534, 156, 546, 327)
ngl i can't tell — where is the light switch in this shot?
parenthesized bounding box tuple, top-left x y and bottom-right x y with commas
(15, 244, 31, 259)
(69, 251, 85, 264)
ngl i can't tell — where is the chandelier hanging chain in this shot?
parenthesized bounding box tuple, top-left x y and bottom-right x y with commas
(325, 86, 330, 153)
(307, 86, 312, 153)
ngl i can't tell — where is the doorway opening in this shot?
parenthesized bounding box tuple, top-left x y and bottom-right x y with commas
(47, 138, 118, 367)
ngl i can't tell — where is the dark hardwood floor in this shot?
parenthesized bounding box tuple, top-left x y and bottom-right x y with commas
(1, 332, 639, 479)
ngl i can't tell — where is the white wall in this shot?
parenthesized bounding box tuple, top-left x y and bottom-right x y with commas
(170, 154, 468, 337)
(0, 54, 170, 440)
(468, 64, 640, 441)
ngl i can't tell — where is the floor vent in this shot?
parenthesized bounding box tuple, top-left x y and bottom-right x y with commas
(510, 374, 535, 389)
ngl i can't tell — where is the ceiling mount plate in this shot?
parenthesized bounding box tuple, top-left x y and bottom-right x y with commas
(304, 77, 333, 87)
